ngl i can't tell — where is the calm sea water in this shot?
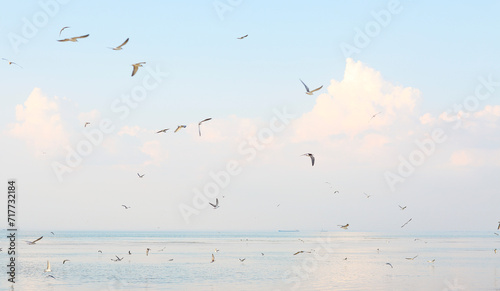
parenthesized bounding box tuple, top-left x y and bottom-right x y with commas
(1, 231, 499, 290)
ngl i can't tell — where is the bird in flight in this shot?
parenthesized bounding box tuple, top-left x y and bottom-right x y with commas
(59, 26, 70, 36)
(157, 128, 169, 134)
(198, 118, 212, 136)
(174, 125, 187, 133)
(84, 122, 90, 127)
(211, 254, 215, 263)
(109, 38, 129, 50)
(57, 34, 89, 42)
(2, 58, 22, 68)
(338, 224, 349, 230)
(98, 250, 102, 253)
(146, 248, 151, 256)
(131, 62, 146, 76)
(370, 111, 382, 121)
(401, 218, 412, 228)
(498, 221, 500, 230)
(47, 275, 56, 279)
(26, 236, 43, 245)
(405, 255, 418, 260)
(128, 251, 132, 255)
(300, 79, 323, 95)
(293, 250, 311, 255)
(495, 249, 497, 254)
(44, 261, 51, 272)
(239, 258, 246, 262)
(122, 205, 131, 209)
(237, 34, 248, 39)
(364, 192, 372, 198)
(399, 205, 407, 210)
(62, 259, 70, 264)
(137, 173, 145, 178)
(214, 248, 219, 253)
(386, 262, 393, 268)
(111, 256, 123, 262)
(302, 153, 315, 166)
(427, 259, 435, 263)
(209, 198, 219, 209)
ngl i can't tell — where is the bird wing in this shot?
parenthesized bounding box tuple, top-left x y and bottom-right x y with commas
(199, 118, 212, 124)
(309, 85, 323, 93)
(293, 251, 303, 255)
(310, 155, 315, 166)
(76, 34, 89, 39)
(299, 79, 310, 92)
(116, 38, 129, 49)
(57, 38, 69, 42)
(209, 202, 216, 208)
(59, 26, 69, 36)
(131, 64, 139, 76)
(32, 236, 43, 243)
(215, 198, 219, 207)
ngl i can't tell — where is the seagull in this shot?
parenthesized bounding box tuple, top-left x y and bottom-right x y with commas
(51, 232, 55, 235)
(498, 221, 500, 230)
(401, 218, 412, 228)
(122, 205, 131, 209)
(299, 79, 323, 95)
(57, 34, 89, 42)
(157, 128, 169, 134)
(146, 248, 151, 256)
(137, 173, 145, 178)
(495, 249, 497, 254)
(239, 258, 246, 262)
(111, 256, 123, 262)
(131, 62, 146, 77)
(44, 261, 51, 272)
(428, 259, 435, 263)
(62, 259, 70, 264)
(168, 258, 174, 261)
(198, 118, 212, 136)
(338, 224, 349, 230)
(399, 205, 407, 210)
(302, 153, 315, 166)
(26, 236, 43, 245)
(405, 255, 418, 260)
(495, 233, 499, 236)
(364, 192, 372, 198)
(98, 250, 102, 253)
(370, 111, 382, 121)
(386, 263, 393, 268)
(59, 26, 70, 36)
(237, 34, 248, 39)
(333, 190, 339, 194)
(214, 249, 219, 253)
(293, 250, 311, 255)
(209, 198, 219, 209)
(174, 125, 186, 133)
(343, 257, 348, 260)
(261, 253, 265, 256)
(2, 58, 23, 68)
(47, 275, 56, 279)
(108, 38, 129, 50)
(128, 251, 132, 255)
(84, 122, 90, 127)
(211, 254, 215, 263)
(158, 247, 166, 252)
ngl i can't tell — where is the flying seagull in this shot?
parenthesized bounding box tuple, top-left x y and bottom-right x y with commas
(214, 248, 219, 253)
(239, 258, 246, 262)
(137, 173, 145, 178)
(98, 250, 102, 253)
(405, 255, 418, 260)
(131, 62, 146, 77)
(401, 218, 412, 228)
(338, 224, 349, 230)
(26, 236, 43, 245)
(428, 259, 435, 263)
(300, 79, 323, 95)
(293, 251, 311, 255)
(122, 205, 131, 209)
(370, 111, 382, 121)
(198, 118, 212, 136)
(302, 153, 315, 166)
(146, 248, 151, 256)
(44, 261, 51, 272)
(157, 128, 169, 134)
(109, 38, 129, 50)
(57, 34, 89, 42)
(364, 192, 372, 198)
(59, 26, 70, 36)
(386, 262, 393, 268)
(51, 232, 55, 235)
(128, 251, 132, 255)
(211, 254, 215, 263)
(237, 34, 248, 39)
(111, 256, 123, 262)
(209, 198, 219, 209)
(498, 221, 500, 230)
(495, 249, 497, 254)
(84, 122, 90, 127)
(174, 125, 186, 133)
(62, 259, 70, 264)
(2, 58, 22, 68)
(399, 205, 407, 210)
(47, 275, 56, 279)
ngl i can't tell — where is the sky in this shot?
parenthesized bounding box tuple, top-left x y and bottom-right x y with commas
(1, 0, 500, 232)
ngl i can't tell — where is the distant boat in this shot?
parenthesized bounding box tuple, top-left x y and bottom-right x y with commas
(278, 230, 299, 232)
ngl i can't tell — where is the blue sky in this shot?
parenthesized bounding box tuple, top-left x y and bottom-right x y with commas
(1, 1, 500, 231)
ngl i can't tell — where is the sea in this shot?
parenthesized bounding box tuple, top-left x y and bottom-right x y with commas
(1, 230, 499, 291)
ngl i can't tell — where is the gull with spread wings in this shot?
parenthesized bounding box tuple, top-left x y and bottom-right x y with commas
(300, 79, 323, 95)
(109, 38, 129, 50)
(198, 118, 212, 136)
(57, 34, 89, 42)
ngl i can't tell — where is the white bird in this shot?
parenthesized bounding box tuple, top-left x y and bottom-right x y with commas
(214, 248, 219, 253)
(109, 38, 129, 50)
(428, 259, 435, 263)
(198, 118, 212, 136)
(209, 198, 219, 209)
(57, 34, 89, 42)
(364, 192, 372, 198)
(146, 248, 151, 256)
(302, 153, 315, 166)
(399, 205, 407, 210)
(300, 79, 323, 95)
(44, 261, 51, 272)
(157, 128, 169, 134)
(174, 125, 187, 133)
(59, 26, 70, 36)
(495, 249, 497, 254)
(405, 255, 418, 260)
(122, 205, 131, 209)
(26, 236, 43, 245)
(239, 258, 246, 262)
(131, 62, 146, 76)
(338, 224, 349, 230)
(237, 34, 248, 39)
(137, 173, 145, 178)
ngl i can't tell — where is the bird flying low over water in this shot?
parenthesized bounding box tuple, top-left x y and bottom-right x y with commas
(2, 58, 22, 68)
(174, 125, 187, 133)
(399, 205, 407, 210)
(44, 261, 51, 272)
(338, 224, 349, 230)
(146, 248, 151, 256)
(198, 118, 212, 136)
(137, 173, 145, 178)
(211, 254, 215, 263)
(26, 236, 43, 245)
(237, 34, 248, 39)
(157, 128, 169, 134)
(293, 250, 311, 255)
(405, 255, 418, 260)
(401, 218, 412, 228)
(62, 259, 70, 264)
(131, 62, 146, 76)
(302, 153, 315, 166)
(386, 262, 393, 268)
(239, 258, 246, 262)
(57, 34, 89, 42)
(111, 256, 123, 262)
(209, 198, 219, 209)
(300, 79, 323, 95)
(122, 205, 131, 209)
(59, 26, 69, 36)
(364, 192, 372, 198)
(109, 38, 129, 50)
